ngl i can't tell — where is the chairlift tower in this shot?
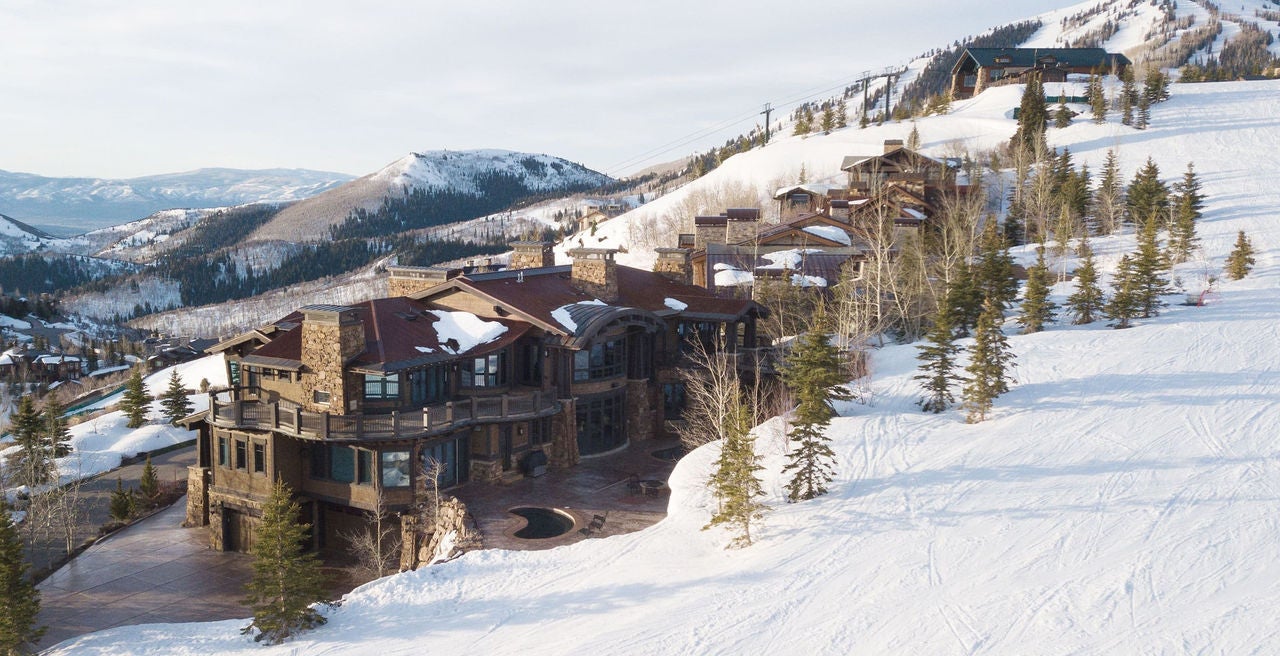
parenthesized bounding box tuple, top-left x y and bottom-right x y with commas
(857, 66, 908, 122)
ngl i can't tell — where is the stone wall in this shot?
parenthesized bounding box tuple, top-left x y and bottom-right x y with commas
(300, 309, 364, 413)
(625, 379, 657, 442)
(185, 466, 210, 527)
(653, 248, 692, 285)
(386, 266, 457, 297)
(568, 249, 618, 301)
(726, 218, 758, 245)
(548, 397, 580, 468)
(510, 241, 555, 270)
(206, 489, 264, 552)
(400, 496, 483, 570)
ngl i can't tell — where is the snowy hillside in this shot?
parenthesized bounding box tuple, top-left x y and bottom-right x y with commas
(250, 149, 612, 243)
(0, 167, 352, 232)
(0, 212, 53, 256)
(40, 1, 1280, 653)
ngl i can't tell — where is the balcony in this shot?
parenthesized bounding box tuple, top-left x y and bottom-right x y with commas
(208, 387, 560, 441)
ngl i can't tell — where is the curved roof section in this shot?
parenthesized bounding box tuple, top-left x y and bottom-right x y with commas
(560, 304, 664, 349)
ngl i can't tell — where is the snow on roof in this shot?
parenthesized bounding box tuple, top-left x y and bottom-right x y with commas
(802, 225, 852, 245)
(759, 249, 823, 270)
(714, 266, 754, 287)
(790, 274, 827, 288)
(773, 183, 840, 199)
(903, 208, 926, 220)
(88, 364, 131, 378)
(550, 300, 606, 333)
(663, 297, 688, 311)
(426, 310, 509, 355)
(0, 354, 12, 366)
(35, 354, 83, 365)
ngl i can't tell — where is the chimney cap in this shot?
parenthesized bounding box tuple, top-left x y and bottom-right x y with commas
(567, 247, 617, 260)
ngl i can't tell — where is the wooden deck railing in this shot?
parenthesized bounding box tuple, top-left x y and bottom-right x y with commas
(208, 387, 559, 441)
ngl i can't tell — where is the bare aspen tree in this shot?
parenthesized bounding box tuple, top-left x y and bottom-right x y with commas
(341, 484, 400, 580)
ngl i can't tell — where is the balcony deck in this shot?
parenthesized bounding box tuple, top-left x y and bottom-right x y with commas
(208, 387, 560, 442)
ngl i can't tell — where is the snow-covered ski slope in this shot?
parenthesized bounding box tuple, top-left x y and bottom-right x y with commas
(46, 2, 1280, 654)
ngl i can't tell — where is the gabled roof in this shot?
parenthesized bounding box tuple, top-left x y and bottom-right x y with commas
(957, 47, 1130, 70)
(773, 183, 841, 200)
(243, 297, 531, 374)
(413, 264, 762, 341)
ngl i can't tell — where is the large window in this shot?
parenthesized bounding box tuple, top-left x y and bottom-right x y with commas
(662, 382, 687, 420)
(253, 442, 265, 473)
(330, 446, 355, 483)
(363, 374, 400, 401)
(573, 337, 625, 381)
(461, 352, 507, 388)
(228, 361, 241, 386)
(409, 366, 448, 405)
(576, 391, 626, 455)
(310, 445, 371, 485)
(420, 437, 468, 489)
(382, 450, 411, 488)
(218, 437, 228, 467)
(678, 321, 719, 353)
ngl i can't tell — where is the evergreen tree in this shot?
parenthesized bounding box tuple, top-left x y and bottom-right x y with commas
(1018, 246, 1058, 333)
(974, 222, 1019, 311)
(1132, 218, 1172, 317)
(1168, 162, 1205, 262)
(836, 99, 848, 128)
(945, 262, 982, 336)
(820, 104, 835, 134)
(139, 456, 159, 502)
(243, 480, 334, 644)
(1092, 149, 1125, 234)
(1087, 73, 1107, 123)
(907, 123, 922, 151)
(780, 314, 850, 501)
(1225, 230, 1256, 280)
(0, 497, 44, 654)
(1054, 100, 1072, 128)
(108, 478, 135, 522)
(121, 368, 152, 429)
(793, 106, 813, 136)
(1066, 237, 1104, 324)
(1012, 73, 1047, 153)
(42, 397, 72, 458)
(1120, 67, 1137, 126)
(915, 304, 965, 413)
(8, 396, 53, 489)
(1105, 254, 1140, 328)
(1135, 92, 1150, 130)
(704, 400, 768, 548)
(1126, 157, 1169, 229)
(1144, 69, 1170, 104)
(160, 369, 193, 425)
(962, 298, 1015, 423)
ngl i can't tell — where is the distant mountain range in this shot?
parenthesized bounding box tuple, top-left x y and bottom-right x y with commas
(0, 167, 356, 233)
(250, 149, 611, 242)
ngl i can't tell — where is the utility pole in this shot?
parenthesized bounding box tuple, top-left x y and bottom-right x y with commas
(761, 103, 773, 144)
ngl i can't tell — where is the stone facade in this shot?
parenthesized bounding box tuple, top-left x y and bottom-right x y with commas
(300, 306, 365, 413)
(624, 379, 657, 442)
(468, 458, 503, 484)
(693, 219, 727, 250)
(509, 241, 555, 270)
(725, 213, 759, 245)
(548, 396, 580, 468)
(206, 489, 264, 551)
(568, 248, 618, 301)
(387, 266, 459, 297)
(185, 465, 210, 527)
(399, 496, 483, 570)
(653, 248, 692, 285)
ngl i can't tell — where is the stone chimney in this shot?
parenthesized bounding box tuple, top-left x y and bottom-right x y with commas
(509, 241, 555, 270)
(829, 199, 852, 223)
(388, 265, 461, 297)
(693, 215, 727, 250)
(568, 248, 618, 301)
(725, 208, 760, 244)
(653, 248, 692, 285)
(300, 305, 365, 414)
(884, 139, 904, 154)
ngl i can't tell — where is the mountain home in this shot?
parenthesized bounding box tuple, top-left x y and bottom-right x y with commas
(949, 47, 1130, 99)
(183, 243, 766, 554)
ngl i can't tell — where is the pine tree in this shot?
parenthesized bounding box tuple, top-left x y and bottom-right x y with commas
(139, 456, 159, 502)
(704, 399, 768, 548)
(1225, 230, 1256, 280)
(962, 298, 1015, 423)
(121, 368, 152, 429)
(1012, 73, 1047, 153)
(1135, 93, 1150, 130)
(974, 222, 1019, 311)
(1132, 218, 1172, 317)
(1105, 254, 1140, 328)
(780, 314, 850, 501)
(820, 104, 835, 134)
(108, 477, 135, 522)
(907, 123, 922, 151)
(1054, 100, 1072, 128)
(1066, 237, 1104, 324)
(945, 262, 982, 336)
(793, 106, 813, 136)
(1144, 69, 1170, 104)
(1120, 67, 1136, 126)
(9, 396, 53, 489)
(160, 369, 193, 426)
(915, 304, 965, 413)
(1092, 149, 1125, 234)
(1088, 73, 1107, 123)
(836, 99, 848, 128)
(243, 480, 334, 644)
(1168, 162, 1205, 262)
(1126, 157, 1168, 229)
(42, 397, 72, 458)
(0, 497, 44, 654)
(1018, 246, 1058, 333)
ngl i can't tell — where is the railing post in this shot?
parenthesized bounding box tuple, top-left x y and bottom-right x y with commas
(321, 412, 329, 440)
(294, 407, 303, 433)
(470, 397, 477, 418)
(355, 415, 364, 439)
(270, 402, 279, 429)
(392, 410, 400, 435)
(501, 395, 509, 417)
(422, 406, 431, 429)
(445, 401, 454, 423)
(234, 401, 243, 425)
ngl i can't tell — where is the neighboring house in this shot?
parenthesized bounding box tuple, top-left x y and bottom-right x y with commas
(183, 243, 766, 555)
(0, 349, 86, 384)
(147, 337, 218, 370)
(949, 47, 1130, 99)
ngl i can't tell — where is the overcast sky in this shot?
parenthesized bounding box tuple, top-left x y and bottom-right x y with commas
(1, 0, 1084, 180)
